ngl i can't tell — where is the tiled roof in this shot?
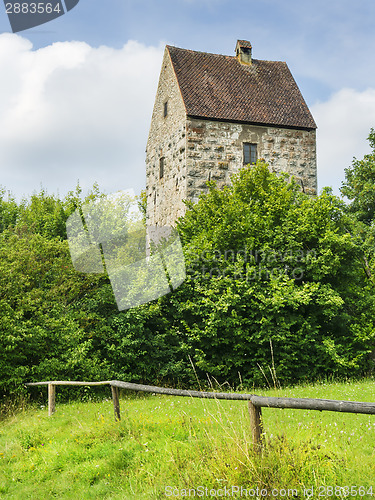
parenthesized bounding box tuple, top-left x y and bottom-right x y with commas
(167, 45, 316, 130)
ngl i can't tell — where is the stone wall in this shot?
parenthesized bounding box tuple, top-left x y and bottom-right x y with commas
(146, 123, 187, 226)
(146, 48, 187, 226)
(185, 118, 317, 204)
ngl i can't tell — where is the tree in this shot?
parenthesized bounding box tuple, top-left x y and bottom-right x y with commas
(0, 184, 164, 396)
(0, 188, 18, 233)
(2, 171, 374, 394)
(0, 230, 112, 396)
(168, 162, 375, 385)
(340, 129, 375, 284)
(0, 184, 119, 396)
(137, 189, 147, 224)
(341, 128, 375, 225)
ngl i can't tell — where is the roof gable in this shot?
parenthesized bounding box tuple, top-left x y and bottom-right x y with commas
(167, 45, 316, 130)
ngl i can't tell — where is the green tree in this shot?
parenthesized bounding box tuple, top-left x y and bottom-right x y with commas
(340, 129, 375, 284)
(168, 162, 375, 385)
(0, 184, 154, 396)
(15, 184, 105, 241)
(341, 128, 375, 225)
(84, 163, 375, 388)
(15, 190, 67, 240)
(137, 189, 147, 224)
(0, 188, 18, 233)
(2, 171, 374, 395)
(0, 230, 113, 396)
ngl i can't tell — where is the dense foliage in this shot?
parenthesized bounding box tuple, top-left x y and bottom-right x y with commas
(169, 163, 375, 385)
(0, 186, 112, 395)
(340, 128, 375, 286)
(341, 128, 375, 225)
(1, 152, 375, 397)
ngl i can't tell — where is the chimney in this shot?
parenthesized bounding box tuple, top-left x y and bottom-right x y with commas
(236, 40, 252, 65)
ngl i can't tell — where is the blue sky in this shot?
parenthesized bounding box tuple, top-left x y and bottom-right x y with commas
(0, 0, 375, 200)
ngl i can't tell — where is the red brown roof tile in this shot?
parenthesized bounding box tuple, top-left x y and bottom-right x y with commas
(167, 45, 316, 130)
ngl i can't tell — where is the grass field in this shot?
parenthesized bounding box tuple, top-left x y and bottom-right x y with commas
(0, 378, 374, 499)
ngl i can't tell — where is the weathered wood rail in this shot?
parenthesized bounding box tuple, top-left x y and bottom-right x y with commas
(25, 380, 375, 452)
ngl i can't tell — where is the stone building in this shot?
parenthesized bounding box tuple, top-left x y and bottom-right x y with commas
(146, 40, 317, 226)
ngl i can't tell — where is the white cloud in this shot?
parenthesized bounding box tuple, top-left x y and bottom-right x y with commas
(312, 88, 375, 195)
(0, 34, 164, 200)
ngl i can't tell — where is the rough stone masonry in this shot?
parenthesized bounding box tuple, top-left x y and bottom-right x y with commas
(146, 40, 317, 227)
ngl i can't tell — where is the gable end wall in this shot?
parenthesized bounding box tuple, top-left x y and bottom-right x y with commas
(146, 48, 187, 226)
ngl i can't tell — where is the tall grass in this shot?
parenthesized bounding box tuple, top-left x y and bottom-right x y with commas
(0, 378, 374, 498)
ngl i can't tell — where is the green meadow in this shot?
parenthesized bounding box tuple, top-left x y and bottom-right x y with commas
(0, 378, 374, 499)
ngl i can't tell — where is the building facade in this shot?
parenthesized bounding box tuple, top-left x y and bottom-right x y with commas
(146, 40, 317, 226)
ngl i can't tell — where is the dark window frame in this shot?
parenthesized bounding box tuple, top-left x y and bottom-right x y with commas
(243, 143, 258, 165)
(163, 101, 168, 118)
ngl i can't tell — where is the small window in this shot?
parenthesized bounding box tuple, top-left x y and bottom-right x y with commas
(243, 143, 257, 165)
(159, 157, 165, 179)
(163, 101, 168, 118)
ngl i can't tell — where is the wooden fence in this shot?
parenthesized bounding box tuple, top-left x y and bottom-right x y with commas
(25, 380, 375, 452)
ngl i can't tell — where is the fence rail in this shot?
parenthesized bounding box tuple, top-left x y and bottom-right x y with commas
(25, 380, 375, 452)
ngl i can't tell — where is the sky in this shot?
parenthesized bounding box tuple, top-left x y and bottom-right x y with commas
(0, 0, 375, 201)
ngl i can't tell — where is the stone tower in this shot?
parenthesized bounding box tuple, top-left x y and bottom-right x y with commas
(146, 40, 317, 226)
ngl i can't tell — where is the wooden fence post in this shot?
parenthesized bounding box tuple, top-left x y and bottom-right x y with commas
(248, 401, 263, 453)
(48, 384, 56, 416)
(111, 386, 121, 421)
